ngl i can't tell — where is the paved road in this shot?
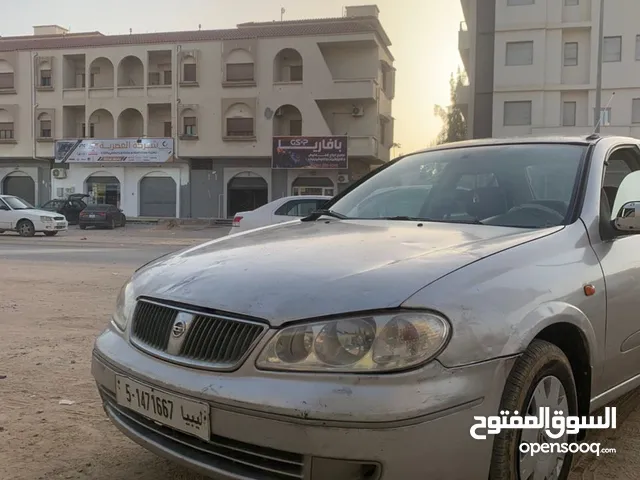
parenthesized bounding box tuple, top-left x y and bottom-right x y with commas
(0, 242, 181, 265)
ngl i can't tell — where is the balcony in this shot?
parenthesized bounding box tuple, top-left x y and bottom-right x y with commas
(315, 78, 378, 102)
(455, 83, 470, 120)
(460, 0, 471, 22)
(459, 21, 470, 71)
(348, 136, 379, 159)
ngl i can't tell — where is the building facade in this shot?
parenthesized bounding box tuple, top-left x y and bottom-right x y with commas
(459, 0, 640, 140)
(0, 5, 395, 218)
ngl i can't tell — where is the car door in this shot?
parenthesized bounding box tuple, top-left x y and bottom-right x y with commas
(272, 199, 321, 224)
(589, 144, 640, 391)
(0, 198, 12, 229)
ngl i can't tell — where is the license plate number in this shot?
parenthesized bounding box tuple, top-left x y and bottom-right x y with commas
(115, 376, 210, 441)
(89, 214, 95, 218)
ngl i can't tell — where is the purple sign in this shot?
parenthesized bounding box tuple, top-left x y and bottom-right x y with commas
(272, 136, 348, 169)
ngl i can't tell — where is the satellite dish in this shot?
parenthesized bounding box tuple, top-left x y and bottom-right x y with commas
(264, 107, 273, 119)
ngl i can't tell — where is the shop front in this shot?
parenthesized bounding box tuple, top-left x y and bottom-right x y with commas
(272, 135, 347, 199)
(0, 159, 52, 206)
(52, 138, 188, 218)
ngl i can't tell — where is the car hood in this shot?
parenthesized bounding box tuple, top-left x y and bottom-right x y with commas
(132, 220, 562, 325)
(16, 208, 62, 217)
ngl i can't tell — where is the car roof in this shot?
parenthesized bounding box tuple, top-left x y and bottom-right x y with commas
(406, 134, 636, 157)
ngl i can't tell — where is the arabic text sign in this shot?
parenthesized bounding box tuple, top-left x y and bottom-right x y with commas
(469, 406, 616, 441)
(55, 138, 174, 163)
(272, 136, 348, 169)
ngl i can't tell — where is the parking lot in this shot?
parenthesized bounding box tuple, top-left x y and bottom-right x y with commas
(0, 226, 639, 479)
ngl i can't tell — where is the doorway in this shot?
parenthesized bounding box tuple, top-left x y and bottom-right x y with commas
(2, 172, 36, 205)
(86, 175, 121, 207)
(227, 173, 268, 217)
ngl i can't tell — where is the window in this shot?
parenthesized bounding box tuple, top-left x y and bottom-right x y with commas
(562, 102, 577, 126)
(81, 123, 95, 138)
(226, 63, 254, 82)
(632, 99, 640, 124)
(40, 69, 52, 87)
(507, 0, 534, 5)
(0, 72, 14, 89)
(164, 121, 172, 137)
(504, 101, 532, 126)
(76, 73, 86, 88)
(565, 0, 579, 5)
(290, 65, 303, 82)
(40, 120, 52, 138)
(183, 63, 197, 83)
(275, 199, 320, 217)
(603, 36, 622, 62)
(289, 119, 302, 136)
(163, 70, 172, 85)
(89, 73, 96, 88)
(0, 122, 14, 139)
(506, 41, 534, 66)
(183, 117, 197, 136)
(563, 42, 578, 66)
(226, 118, 254, 137)
(148, 72, 160, 85)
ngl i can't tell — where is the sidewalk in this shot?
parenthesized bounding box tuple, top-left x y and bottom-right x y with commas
(0, 223, 232, 248)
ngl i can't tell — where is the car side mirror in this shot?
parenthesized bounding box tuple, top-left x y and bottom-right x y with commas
(612, 201, 640, 232)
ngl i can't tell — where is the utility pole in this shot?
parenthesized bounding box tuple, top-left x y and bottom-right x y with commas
(594, 0, 605, 133)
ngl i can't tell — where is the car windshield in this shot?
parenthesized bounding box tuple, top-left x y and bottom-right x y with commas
(330, 143, 586, 228)
(4, 196, 34, 210)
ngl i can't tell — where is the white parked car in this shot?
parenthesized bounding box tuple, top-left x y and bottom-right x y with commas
(231, 195, 331, 233)
(0, 195, 69, 237)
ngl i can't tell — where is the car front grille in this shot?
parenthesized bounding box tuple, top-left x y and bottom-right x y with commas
(130, 299, 267, 370)
(53, 216, 65, 221)
(99, 388, 305, 479)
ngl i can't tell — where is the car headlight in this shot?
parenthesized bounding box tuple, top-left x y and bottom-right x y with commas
(111, 279, 137, 331)
(40, 216, 54, 222)
(256, 312, 450, 373)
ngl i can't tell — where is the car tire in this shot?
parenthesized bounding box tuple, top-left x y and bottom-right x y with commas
(121, 216, 126, 227)
(489, 339, 578, 480)
(79, 225, 87, 230)
(108, 218, 116, 230)
(43, 231, 58, 237)
(17, 220, 36, 238)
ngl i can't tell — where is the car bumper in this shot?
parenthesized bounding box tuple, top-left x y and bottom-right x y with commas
(41, 221, 68, 232)
(92, 328, 516, 480)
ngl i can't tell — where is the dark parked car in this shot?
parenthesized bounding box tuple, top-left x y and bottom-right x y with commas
(79, 204, 126, 230)
(40, 194, 89, 224)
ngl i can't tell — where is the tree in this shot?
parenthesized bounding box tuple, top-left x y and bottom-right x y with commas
(433, 68, 468, 144)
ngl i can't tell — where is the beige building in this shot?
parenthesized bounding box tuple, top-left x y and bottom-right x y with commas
(0, 5, 395, 218)
(459, 0, 640, 140)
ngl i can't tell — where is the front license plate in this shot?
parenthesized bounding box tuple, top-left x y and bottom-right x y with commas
(115, 375, 210, 441)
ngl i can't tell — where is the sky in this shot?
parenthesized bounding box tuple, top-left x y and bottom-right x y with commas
(0, 0, 464, 155)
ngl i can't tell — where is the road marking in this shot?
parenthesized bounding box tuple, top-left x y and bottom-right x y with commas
(0, 248, 132, 255)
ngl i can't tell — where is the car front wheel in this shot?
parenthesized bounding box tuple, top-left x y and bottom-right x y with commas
(489, 339, 578, 480)
(17, 220, 36, 237)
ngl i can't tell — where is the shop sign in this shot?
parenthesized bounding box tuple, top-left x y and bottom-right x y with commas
(55, 138, 174, 163)
(272, 136, 348, 169)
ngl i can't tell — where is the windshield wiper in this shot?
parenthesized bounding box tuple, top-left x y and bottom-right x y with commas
(303, 209, 349, 221)
(382, 216, 428, 221)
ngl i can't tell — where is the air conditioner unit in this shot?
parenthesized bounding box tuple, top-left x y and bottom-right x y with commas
(52, 168, 67, 179)
(352, 106, 364, 117)
(337, 174, 350, 184)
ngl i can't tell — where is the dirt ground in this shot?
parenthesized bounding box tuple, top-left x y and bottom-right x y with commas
(1, 259, 640, 479)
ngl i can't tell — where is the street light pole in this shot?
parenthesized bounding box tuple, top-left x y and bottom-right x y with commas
(594, 0, 605, 133)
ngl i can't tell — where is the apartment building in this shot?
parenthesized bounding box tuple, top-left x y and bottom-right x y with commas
(0, 5, 395, 218)
(458, 0, 640, 140)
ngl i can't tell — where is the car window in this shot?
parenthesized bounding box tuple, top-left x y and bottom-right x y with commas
(275, 200, 319, 217)
(43, 200, 65, 209)
(3, 196, 33, 210)
(355, 187, 432, 218)
(332, 143, 586, 228)
(70, 200, 85, 209)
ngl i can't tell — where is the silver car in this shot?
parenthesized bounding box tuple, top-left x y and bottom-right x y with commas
(93, 135, 640, 480)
